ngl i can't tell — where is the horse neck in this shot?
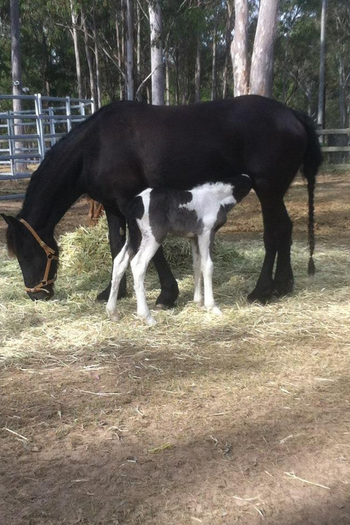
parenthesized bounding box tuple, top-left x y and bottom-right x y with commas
(19, 151, 83, 235)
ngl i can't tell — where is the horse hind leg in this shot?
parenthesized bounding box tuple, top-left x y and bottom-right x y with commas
(248, 196, 292, 304)
(273, 204, 294, 298)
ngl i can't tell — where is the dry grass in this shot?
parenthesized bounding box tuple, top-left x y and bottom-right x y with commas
(1, 215, 350, 370)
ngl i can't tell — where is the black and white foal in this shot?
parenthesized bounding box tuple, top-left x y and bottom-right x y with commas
(106, 175, 252, 325)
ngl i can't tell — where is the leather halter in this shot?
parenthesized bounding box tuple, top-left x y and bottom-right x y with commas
(19, 219, 58, 294)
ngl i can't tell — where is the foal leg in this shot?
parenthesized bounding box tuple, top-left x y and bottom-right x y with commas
(97, 205, 127, 302)
(198, 232, 222, 315)
(191, 238, 202, 304)
(131, 240, 161, 326)
(106, 243, 131, 321)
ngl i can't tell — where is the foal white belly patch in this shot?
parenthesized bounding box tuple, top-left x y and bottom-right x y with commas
(179, 182, 236, 227)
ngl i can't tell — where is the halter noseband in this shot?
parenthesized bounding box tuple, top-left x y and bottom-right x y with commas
(19, 219, 58, 294)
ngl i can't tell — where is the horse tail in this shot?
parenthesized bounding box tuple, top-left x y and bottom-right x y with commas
(292, 110, 323, 276)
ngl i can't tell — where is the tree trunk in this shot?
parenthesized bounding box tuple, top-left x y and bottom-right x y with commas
(211, 18, 218, 101)
(317, 0, 327, 129)
(231, 0, 249, 97)
(165, 58, 170, 105)
(10, 0, 25, 172)
(250, 0, 279, 97)
(82, 10, 97, 108)
(149, 0, 164, 105)
(223, 0, 234, 99)
(338, 53, 346, 128)
(92, 0, 102, 108)
(69, 0, 83, 99)
(125, 0, 134, 100)
(195, 40, 201, 102)
(115, 10, 124, 100)
(136, 1, 141, 89)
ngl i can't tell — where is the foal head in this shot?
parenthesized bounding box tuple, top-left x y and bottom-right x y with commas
(1, 214, 59, 300)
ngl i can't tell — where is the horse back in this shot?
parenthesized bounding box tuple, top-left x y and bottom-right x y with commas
(82, 96, 309, 206)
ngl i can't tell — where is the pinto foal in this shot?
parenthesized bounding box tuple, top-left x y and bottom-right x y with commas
(106, 175, 252, 325)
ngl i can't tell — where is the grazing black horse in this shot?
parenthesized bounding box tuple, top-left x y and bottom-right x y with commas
(1, 95, 322, 305)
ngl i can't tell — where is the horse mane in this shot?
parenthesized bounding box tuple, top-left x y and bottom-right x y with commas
(21, 105, 115, 212)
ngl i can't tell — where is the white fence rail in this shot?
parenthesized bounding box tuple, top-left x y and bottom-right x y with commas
(0, 94, 94, 200)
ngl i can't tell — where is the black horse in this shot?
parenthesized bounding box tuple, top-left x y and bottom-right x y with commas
(1, 95, 322, 305)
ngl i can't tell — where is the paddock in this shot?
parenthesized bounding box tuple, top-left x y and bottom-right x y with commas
(1, 172, 350, 525)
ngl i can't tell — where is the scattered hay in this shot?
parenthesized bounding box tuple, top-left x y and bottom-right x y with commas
(1, 216, 350, 372)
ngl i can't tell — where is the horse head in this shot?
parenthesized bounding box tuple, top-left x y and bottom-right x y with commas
(1, 214, 58, 300)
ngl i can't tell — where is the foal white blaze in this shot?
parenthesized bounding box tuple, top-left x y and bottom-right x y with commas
(106, 176, 252, 325)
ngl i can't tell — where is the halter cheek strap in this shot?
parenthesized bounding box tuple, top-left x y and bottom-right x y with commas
(19, 219, 59, 294)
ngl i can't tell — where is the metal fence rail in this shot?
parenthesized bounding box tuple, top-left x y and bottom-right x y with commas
(0, 94, 94, 200)
(1, 97, 349, 202)
(317, 128, 350, 169)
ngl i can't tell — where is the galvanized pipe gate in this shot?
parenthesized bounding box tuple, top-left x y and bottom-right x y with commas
(1, 95, 350, 202)
(0, 94, 94, 200)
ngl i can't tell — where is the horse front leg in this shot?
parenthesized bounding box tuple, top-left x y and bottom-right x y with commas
(96, 205, 127, 302)
(152, 247, 179, 309)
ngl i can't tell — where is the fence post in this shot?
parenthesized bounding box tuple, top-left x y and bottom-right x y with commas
(8, 110, 15, 176)
(79, 101, 85, 118)
(66, 96, 72, 132)
(49, 107, 56, 147)
(34, 93, 45, 161)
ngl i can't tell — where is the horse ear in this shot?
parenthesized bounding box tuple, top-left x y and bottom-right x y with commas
(1, 214, 20, 227)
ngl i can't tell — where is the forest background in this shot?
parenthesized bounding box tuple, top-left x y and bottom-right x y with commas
(0, 0, 348, 128)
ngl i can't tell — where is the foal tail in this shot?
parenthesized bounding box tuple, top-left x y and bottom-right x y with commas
(292, 110, 323, 276)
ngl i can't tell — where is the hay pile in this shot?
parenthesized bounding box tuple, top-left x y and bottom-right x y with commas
(59, 215, 245, 280)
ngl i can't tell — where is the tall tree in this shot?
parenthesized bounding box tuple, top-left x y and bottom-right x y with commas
(211, 15, 218, 100)
(92, 0, 102, 107)
(82, 6, 97, 107)
(317, 0, 327, 128)
(69, 0, 83, 99)
(231, 0, 249, 96)
(10, 0, 24, 171)
(125, 0, 134, 100)
(149, 0, 164, 105)
(250, 0, 280, 97)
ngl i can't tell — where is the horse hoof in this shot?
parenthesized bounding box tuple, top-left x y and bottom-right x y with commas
(211, 306, 222, 316)
(155, 286, 179, 310)
(273, 280, 294, 298)
(154, 302, 174, 310)
(247, 289, 271, 305)
(107, 311, 120, 322)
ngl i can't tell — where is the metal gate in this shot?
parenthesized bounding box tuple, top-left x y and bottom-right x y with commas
(0, 94, 94, 200)
(317, 129, 350, 170)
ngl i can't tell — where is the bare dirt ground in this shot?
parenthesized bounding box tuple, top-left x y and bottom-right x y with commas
(1, 173, 350, 525)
